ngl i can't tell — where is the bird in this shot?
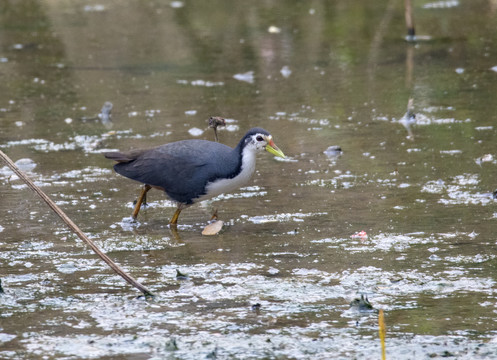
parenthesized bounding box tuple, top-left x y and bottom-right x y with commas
(104, 127, 285, 226)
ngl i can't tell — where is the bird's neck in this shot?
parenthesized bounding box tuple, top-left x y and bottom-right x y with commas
(197, 144, 257, 201)
(237, 145, 257, 177)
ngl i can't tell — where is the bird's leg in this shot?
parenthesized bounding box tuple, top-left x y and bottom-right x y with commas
(132, 184, 151, 219)
(169, 208, 182, 226)
(142, 189, 149, 206)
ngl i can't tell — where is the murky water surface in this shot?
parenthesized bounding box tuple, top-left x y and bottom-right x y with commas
(1, 1, 497, 358)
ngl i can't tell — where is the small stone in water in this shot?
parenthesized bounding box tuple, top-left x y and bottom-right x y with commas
(64, 118, 73, 124)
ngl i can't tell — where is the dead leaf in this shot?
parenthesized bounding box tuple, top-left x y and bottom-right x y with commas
(202, 220, 224, 235)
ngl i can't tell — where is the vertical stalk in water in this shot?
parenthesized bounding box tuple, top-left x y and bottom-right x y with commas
(379, 309, 387, 360)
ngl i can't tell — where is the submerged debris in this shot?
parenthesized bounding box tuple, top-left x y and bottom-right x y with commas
(208, 116, 226, 129)
(251, 303, 261, 311)
(351, 230, 368, 240)
(475, 154, 494, 166)
(399, 98, 416, 139)
(208, 116, 226, 142)
(350, 294, 374, 312)
(99, 101, 113, 129)
(206, 348, 218, 359)
(233, 71, 255, 84)
(164, 338, 179, 351)
(80, 101, 113, 127)
(176, 269, 189, 280)
(323, 145, 342, 158)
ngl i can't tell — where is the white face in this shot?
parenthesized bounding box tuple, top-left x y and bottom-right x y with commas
(245, 133, 270, 153)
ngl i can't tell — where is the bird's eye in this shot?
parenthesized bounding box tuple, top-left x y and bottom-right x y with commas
(256, 135, 264, 142)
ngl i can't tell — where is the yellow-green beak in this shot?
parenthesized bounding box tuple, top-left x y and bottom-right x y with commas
(265, 136, 286, 158)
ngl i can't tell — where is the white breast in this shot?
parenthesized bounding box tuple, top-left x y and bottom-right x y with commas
(195, 147, 256, 202)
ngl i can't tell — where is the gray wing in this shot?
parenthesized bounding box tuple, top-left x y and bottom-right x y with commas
(110, 140, 238, 204)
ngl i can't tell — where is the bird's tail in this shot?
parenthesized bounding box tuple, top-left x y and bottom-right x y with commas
(103, 151, 134, 163)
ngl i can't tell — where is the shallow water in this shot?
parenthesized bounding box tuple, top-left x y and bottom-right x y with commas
(1, 0, 497, 359)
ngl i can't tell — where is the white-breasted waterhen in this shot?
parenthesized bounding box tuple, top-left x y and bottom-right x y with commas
(104, 127, 285, 225)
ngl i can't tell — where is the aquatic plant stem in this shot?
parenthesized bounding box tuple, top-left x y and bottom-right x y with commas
(405, 0, 415, 40)
(379, 309, 387, 360)
(0, 150, 153, 297)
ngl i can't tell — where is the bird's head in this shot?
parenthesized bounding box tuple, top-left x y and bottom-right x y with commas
(241, 128, 285, 158)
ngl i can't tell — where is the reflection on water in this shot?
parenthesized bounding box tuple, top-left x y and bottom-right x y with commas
(1, 0, 497, 358)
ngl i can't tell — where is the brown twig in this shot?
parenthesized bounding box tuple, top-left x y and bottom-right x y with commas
(0, 149, 153, 297)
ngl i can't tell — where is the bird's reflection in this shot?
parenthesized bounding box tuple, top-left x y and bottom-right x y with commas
(399, 98, 416, 140)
